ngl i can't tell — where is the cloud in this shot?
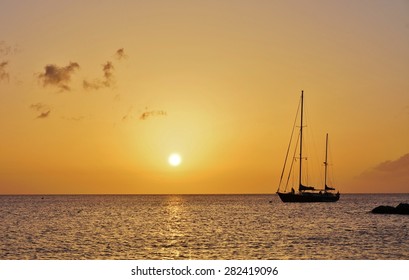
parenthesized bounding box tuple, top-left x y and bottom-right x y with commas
(61, 116, 85, 122)
(0, 42, 21, 83)
(0, 41, 20, 57)
(83, 61, 115, 90)
(373, 154, 409, 173)
(30, 103, 51, 119)
(121, 107, 168, 122)
(30, 103, 48, 111)
(0, 61, 9, 82)
(102, 61, 114, 85)
(353, 153, 409, 192)
(115, 48, 127, 60)
(38, 62, 80, 91)
(83, 48, 126, 90)
(139, 110, 167, 120)
(121, 106, 135, 122)
(37, 111, 51, 119)
(83, 80, 100, 90)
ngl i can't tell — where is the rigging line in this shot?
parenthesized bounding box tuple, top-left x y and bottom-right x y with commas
(277, 98, 301, 192)
(284, 130, 300, 192)
(328, 139, 338, 188)
(303, 96, 321, 188)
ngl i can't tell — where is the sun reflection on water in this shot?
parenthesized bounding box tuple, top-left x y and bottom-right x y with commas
(1, 194, 409, 259)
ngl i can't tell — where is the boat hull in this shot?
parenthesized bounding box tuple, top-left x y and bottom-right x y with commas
(277, 192, 340, 203)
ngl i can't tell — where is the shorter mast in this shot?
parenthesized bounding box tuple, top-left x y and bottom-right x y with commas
(324, 133, 328, 191)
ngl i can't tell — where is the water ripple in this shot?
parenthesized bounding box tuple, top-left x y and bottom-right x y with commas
(1, 194, 408, 259)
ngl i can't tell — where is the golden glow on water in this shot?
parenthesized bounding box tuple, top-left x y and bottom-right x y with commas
(1, 194, 409, 260)
(161, 196, 187, 259)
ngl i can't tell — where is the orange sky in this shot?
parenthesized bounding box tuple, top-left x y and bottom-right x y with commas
(1, 0, 408, 194)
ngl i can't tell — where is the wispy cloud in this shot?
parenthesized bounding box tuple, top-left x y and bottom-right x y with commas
(83, 61, 115, 90)
(353, 153, 409, 192)
(0, 41, 21, 84)
(37, 111, 51, 119)
(0, 61, 9, 82)
(102, 61, 114, 86)
(30, 103, 51, 119)
(61, 116, 85, 122)
(121, 107, 168, 122)
(115, 48, 127, 60)
(37, 62, 80, 91)
(122, 106, 135, 122)
(373, 154, 409, 173)
(83, 49, 126, 91)
(139, 110, 167, 120)
(0, 41, 20, 57)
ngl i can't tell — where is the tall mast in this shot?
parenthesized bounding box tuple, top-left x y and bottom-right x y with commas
(324, 133, 328, 190)
(299, 90, 304, 190)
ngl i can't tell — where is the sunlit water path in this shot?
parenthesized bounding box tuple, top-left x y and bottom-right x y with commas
(1, 194, 408, 259)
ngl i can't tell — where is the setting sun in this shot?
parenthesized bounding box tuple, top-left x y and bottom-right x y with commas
(168, 153, 182, 167)
(0, 1, 408, 195)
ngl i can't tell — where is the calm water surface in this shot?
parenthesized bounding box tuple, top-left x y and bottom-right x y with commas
(1, 194, 408, 259)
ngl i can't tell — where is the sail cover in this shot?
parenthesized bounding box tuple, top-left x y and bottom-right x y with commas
(325, 185, 335, 191)
(299, 184, 315, 191)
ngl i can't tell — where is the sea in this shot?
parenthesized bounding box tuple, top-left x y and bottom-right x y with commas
(0, 194, 408, 260)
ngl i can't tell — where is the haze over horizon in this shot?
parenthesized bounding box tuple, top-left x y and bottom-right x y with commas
(1, 0, 408, 194)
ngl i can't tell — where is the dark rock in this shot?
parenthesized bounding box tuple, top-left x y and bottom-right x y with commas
(372, 203, 409, 215)
(396, 203, 409, 215)
(372, 205, 398, 214)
